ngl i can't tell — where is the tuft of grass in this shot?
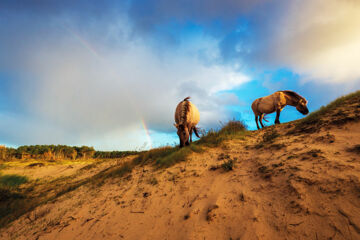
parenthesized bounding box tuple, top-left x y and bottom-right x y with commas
(221, 159, 235, 171)
(197, 120, 247, 147)
(262, 128, 280, 143)
(254, 128, 279, 148)
(133, 147, 177, 166)
(298, 90, 360, 126)
(218, 120, 247, 135)
(133, 143, 204, 169)
(0, 174, 28, 188)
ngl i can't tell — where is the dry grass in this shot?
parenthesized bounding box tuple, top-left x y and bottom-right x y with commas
(197, 120, 247, 147)
(297, 90, 360, 128)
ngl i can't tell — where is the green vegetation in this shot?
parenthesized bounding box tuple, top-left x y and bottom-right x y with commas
(133, 144, 203, 168)
(197, 120, 247, 147)
(134, 120, 247, 168)
(93, 151, 137, 159)
(254, 128, 280, 149)
(0, 174, 28, 188)
(0, 145, 137, 161)
(298, 90, 360, 126)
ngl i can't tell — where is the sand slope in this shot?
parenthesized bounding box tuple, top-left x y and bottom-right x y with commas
(1, 96, 360, 240)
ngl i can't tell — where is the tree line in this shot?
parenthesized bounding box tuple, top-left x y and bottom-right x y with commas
(0, 145, 137, 160)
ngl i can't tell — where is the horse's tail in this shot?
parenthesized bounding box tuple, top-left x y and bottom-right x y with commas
(263, 114, 269, 122)
(193, 127, 200, 138)
(183, 96, 191, 101)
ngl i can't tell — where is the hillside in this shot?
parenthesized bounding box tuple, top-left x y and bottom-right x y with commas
(0, 91, 360, 240)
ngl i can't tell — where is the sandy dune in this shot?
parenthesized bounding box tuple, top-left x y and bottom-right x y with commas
(1, 96, 360, 240)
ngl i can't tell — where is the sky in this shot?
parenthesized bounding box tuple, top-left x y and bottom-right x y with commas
(0, 0, 359, 150)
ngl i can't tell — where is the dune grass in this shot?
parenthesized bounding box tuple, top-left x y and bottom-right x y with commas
(298, 90, 360, 126)
(196, 120, 248, 147)
(133, 120, 247, 168)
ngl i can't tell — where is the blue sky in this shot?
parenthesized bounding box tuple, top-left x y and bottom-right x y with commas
(0, 0, 359, 150)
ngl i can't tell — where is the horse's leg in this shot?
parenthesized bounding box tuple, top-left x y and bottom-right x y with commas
(189, 127, 193, 142)
(275, 109, 281, 124)
(255, 115, 260, 130)
(259, 114, 265, 128)
(179, 136, 184, 148)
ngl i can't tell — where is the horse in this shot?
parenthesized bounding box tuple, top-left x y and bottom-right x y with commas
(174, 97, 200, 147)
(251, 90, 309, 129)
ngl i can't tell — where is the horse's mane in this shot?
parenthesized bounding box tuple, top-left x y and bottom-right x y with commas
(278, 90, 306, 101)
(179, 97, 191, 125)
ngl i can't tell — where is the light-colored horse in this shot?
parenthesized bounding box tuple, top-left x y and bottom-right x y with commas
(251, 90, 309, 129)
(174, 97, 200, 147)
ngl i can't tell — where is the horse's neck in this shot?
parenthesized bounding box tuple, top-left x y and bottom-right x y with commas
(284, 94, 298, 106)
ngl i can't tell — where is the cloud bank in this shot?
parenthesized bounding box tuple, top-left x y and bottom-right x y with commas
(0, 0, 359, 149)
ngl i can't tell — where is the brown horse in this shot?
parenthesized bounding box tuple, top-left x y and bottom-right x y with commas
(251, 90, 309, 129)
(174, 97, 200, 147)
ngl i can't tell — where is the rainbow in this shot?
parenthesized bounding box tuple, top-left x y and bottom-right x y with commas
(63, 26, 102, 59)
(141, 118, 153, 149)
(64, 25, 153, 149)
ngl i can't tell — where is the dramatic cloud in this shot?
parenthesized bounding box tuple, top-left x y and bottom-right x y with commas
(0, 7, 247, 149)
(257, 0, 360, 83)
(0, 0, 359, 149)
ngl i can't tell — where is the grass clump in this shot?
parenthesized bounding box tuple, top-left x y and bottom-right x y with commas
(0, 174, 28, 188)
(197, 120, 247, 147)
(298, 90, 360, 126)
(262, 128, 280, 143)
(221, 159, 235, 171)
(93, 150, 137, 159)
(254, 128, 280, 149)
(134, 145, 203, 169)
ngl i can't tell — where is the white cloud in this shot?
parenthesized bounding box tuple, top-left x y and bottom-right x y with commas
(266, 0, 360, 83)
(1, 21, 248, 149)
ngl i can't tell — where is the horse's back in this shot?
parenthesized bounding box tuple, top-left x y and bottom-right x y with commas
(174, 100, 200, 126)
(189, 102, 200, 126)
(252, 92, 281, 114)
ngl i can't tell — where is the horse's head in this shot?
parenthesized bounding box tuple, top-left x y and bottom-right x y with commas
(296, 99, 309, 115)
(174, 123, 189, 148)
